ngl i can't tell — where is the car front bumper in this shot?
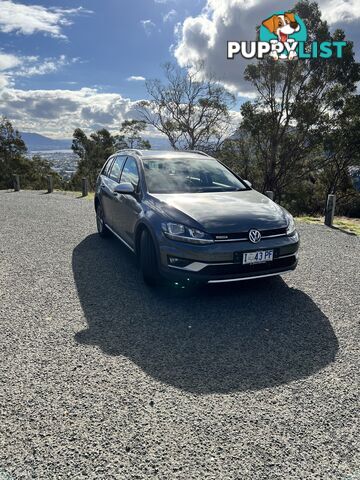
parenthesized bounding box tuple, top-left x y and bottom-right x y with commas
(157, 231, 300, 284)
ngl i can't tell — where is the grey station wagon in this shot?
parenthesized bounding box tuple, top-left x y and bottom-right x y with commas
(95, 149, 299, 286)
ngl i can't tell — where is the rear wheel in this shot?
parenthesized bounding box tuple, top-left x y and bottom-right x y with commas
(96, 203, 109, 237)
(140, 229, 161, 286)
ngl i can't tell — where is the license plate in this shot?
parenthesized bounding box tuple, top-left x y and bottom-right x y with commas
(242, 250, 273, 265)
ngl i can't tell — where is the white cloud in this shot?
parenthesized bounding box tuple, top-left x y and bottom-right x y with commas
(141, 19, 156, 36)
(15, 55, 78, 77)
(0, 53, 22, 70)
(0, 0, 92, 38)
(174, 0, 360, 97)
(163, 9, 177, 23)
(0, 52, 21, 91)
(0, 87, 142, 137)
(127, 75, 146, 82)
(0, 52, 22, 89)
(319, 0, 360, 23)
(0, 83, 241, 140)
(0, 52, 78, 90)
(0, 77, 9, 90)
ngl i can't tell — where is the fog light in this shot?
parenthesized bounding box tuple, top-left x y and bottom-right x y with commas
(168, 256, 192, 268)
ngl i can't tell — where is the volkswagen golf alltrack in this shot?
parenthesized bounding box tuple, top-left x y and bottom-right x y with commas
(94, 149, 299, 286)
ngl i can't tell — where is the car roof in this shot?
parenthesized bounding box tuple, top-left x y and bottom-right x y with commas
(115, 149, 214, 160)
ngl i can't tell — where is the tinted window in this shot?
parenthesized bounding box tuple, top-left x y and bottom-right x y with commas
(120, 157, 139, 188)
(109, 155, 126, 182)
(142, 157, 247, 193)
(102, 156, 115, 177)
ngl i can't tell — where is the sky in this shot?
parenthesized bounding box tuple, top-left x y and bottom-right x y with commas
(0, 0, 359, 138)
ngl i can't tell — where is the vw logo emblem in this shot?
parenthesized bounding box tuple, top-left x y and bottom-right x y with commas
(249, 229, 261, 243)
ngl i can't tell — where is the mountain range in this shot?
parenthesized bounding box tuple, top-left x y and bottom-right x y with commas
(21, 132, 72, 151)
(21, 132, 170, 152)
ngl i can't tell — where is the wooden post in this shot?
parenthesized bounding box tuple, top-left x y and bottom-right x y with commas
(82, 177, 89, 197)
(325, 194, 336, 227)
(265, 191, 274, 200)
(13, 174, 20, 192)
(47, 175, 53, 193)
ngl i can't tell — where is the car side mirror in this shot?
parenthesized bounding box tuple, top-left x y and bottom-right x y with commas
(243, 180, 252, 188)
(114, 182, 135, 195)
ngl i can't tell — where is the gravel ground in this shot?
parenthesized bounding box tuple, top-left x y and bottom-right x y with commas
(0, 190, 359, 480)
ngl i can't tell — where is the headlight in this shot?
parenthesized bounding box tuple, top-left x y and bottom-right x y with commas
(286, 214, 296, 236)
(161, 222, 214, 244)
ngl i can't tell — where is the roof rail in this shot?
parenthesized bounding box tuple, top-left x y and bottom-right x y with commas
(115, 148, 146, 156)
(184, 150, 211, 157)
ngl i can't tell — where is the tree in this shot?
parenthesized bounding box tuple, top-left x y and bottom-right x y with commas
(0, 117, 62, 190)
(23, 155, 63, 190)
(71, 128, 117, 189)
(70, 123, 151, 190)
(321, 95, 360, 197)
(115, 120, 151, 149)
(217, 128, 258, 183)
(226, 1, 360, 202)
(0, 117, 27, 188)
(137, 63, 235, 152)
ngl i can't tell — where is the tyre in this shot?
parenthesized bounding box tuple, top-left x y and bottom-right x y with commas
(140, 229, 161, 286)
(96, 203, 110, 237)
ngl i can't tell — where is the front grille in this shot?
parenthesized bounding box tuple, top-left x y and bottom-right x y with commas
(261, 227, 287, 237)
(201, 255, 296, 276)
(213, 227, 287, 241)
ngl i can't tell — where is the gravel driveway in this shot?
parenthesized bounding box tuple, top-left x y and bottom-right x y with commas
(0, 190, 359, 480)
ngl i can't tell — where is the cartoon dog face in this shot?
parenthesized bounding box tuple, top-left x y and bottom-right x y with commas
(262, 13, 300, 43)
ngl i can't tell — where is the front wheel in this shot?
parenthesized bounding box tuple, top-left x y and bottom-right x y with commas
(96, 203, 109, 237)
(140, 230, 161, 286)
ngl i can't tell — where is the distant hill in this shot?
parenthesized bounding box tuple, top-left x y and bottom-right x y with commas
(20, 131, 171, 152)
(21, 132, 72, 152)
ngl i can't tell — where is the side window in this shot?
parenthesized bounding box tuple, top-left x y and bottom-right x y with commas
(109, 155, 127, 183)
(120, 157, 139, 188)
(102, 156, 115, 177)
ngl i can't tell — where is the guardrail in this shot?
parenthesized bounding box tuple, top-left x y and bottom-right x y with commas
(13, 174, 20, 192)
(81, 178, 89, 197)
(47, 175, 53, 193)
(263, 190, 337, 227)
(11, 174, 90, 197)
(324, 194, 336, 227)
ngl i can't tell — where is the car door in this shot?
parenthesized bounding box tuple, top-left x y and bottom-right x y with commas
(98, 155, 115, 226)
(111, 156, 142, 248)
(101, 155, 127, 228)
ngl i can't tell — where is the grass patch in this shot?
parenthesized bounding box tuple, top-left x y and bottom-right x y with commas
(332, 217, 360, 236)
(296, 216, 360, 235)
(54, 190, 95, 201)
(296, 216, 322, 224)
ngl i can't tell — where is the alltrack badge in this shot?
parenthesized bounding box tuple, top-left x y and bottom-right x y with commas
(249, 229, 261, 243)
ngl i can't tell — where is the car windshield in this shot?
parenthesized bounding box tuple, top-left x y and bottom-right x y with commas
(142, 157, 248, 193)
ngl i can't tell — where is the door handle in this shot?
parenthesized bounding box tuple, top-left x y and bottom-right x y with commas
(113, 192, 123, 199)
